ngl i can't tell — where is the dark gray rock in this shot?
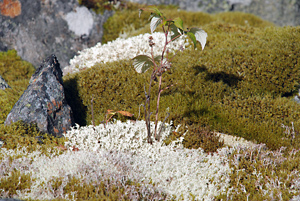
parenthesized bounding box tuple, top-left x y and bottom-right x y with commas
(0, 0, 114, 69)
(0, 76, 10, 90)
(128, 0, 300, 26)
(4, 55, 74, 137)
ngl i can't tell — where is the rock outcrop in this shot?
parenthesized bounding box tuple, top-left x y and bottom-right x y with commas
(0, 75, 10, 90)
(128, 0, 300, 26)
(0, 0, 114, 68)
(5, 55, 74, 137)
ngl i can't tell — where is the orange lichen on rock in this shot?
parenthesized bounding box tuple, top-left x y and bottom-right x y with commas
(0, 0, 21, 18)
(53, 127, 59, 134)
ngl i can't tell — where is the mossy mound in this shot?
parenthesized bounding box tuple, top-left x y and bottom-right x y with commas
(182, 125, 224, 153)
(0, 170, 33, 198)
(64, 21, 300, 150)
(0, 50, 36, 124)
(0, 121, 66, 155)
(48, 176, 166, 201)
(217, 146, 300, 200)
(203, 24, 300, 97)
(0, 166, 166, 200)
(103, 7, 274, 43)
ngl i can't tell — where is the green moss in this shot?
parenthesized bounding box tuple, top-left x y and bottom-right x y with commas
(0, 170, 33, 197)
(0, 50, 36, 124)
(215, 12, 274, 28)
(0, 121, 66, 155)
(48, 175, 166, 200)
(103, 8, 273, 43)
(102, 7, 150, 43)
(203, 25, 300, 97)
(182, 125, 225, 153)
(216, 147, 300, 200)
(62, 176, 128, 200)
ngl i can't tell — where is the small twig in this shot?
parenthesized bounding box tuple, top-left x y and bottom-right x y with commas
(168, 45, 184, 63)
(137, 104, 144, 120)
(144, 85, 152, 144)
(160, 83, 177, 94)
(156, 112, 170, 141)
(154, 75, 162, 138)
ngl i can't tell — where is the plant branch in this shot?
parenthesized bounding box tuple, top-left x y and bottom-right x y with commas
(168, 46, 184, 63)
(144, 84, 152, 144)
(137, 104, 144, 120)
(150, 43, 158, 70)
(157, 112, 170, 141)
(161, 83, 177, 94)
(154, 75, 163, 139)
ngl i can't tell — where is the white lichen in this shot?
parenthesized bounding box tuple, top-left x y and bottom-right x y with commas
(63, 32, 189, 75)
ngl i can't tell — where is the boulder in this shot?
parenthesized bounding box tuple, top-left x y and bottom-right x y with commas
(0, 75, 10, 90)
(0, 0, 114, 69)
(5, 55, 74, 137)
(128, 0, 300, 26)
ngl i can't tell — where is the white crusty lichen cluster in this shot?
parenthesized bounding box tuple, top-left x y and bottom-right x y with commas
(0, 120, 232, 200)
(63, 32, 189, 74)
(63, 120, 232, 200)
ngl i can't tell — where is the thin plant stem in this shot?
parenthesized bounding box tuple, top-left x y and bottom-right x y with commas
(157, 112, 170, 141)
(154, 75, 162, 139)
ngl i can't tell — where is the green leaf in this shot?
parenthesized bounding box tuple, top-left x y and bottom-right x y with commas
(132, 55, 154, 73)
(162, 20, 168, 27)
(173, 17, 184, 30)
(150, 16, 162, 34)
(186, 32, 197, 49)
(189, 28, 207, 50)
(148, 6, 163, 17)
(154, 55, 161, 62)
(170, 24, 182, 41)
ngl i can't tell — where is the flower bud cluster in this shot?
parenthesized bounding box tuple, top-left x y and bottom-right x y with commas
(148, 36, 155, 47)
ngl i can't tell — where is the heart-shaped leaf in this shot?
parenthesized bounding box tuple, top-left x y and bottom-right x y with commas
(189, 28, 207, 50)
(132, 55, 154, 73)
(173, 17, 184, 30)
(170, 24, 182, 41)
(148, 6, 163, 17)
(150, 16, 162, 34)
(186, 32, 197, 49)
(154, 55, 161, 63)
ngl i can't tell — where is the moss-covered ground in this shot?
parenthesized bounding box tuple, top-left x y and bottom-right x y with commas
(1, 4, 300, 200)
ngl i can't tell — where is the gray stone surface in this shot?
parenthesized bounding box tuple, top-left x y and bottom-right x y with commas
(5, 55, 74, 137)
(232, 0, 300, 26)
(128, 0, 300, 26)
(0, 76, 10, 90)
(0, 0, 114, 68)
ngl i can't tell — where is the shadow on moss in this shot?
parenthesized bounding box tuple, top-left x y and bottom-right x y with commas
(193, 65, 243, 86)
(64, 75, 87, 126)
